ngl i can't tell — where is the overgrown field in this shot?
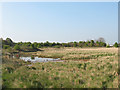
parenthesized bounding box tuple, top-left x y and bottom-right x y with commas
(2, 47, 119, 88)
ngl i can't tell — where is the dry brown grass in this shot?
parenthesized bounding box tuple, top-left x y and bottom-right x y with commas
(36, 47, 118, 60)
(3, 47, 118, 88)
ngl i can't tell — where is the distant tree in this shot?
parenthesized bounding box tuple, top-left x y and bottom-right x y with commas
(26, 42, 31, 46)
(17, 42, 23, 46)
(6, 38, 14, 46)
(30, 44, 35, 49)
(40, 42, 44, 47)
(90, 40, 94, 44)
(84, 42, 88, 47)
(106, 44, 110, 48)
(33, 42, 38, 48)
(98, 41, 106, 47)
(114, 42, 118, 48)
(3, 45, 10, 49)
(97, 37, 105, 43)
(52, 42, 56, 47)
(14, 44, 20, 50)
(95, 41, 99, 47)
(68, 42, 73, 47)
(90, 40, 94, 47)
(78, 41, 83, 47)
(44, 41, 51, 47)
(37, 43, 42, 48)
(73, 42, 77, 47)
(86, 41, 90, 47)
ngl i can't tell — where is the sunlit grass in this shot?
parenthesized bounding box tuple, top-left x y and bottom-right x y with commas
(2, 47, 118, 88)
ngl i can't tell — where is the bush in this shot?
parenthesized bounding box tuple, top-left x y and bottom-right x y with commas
(14, 44, 20, 50)
(54, 45, 60, 48)
(3, 45, 10, 49)
(106, 44, 110, 48)
(31, 55, 35, 59)
(113, 42, 118, 48)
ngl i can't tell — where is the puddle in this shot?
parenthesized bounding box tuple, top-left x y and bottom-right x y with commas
(19, 56, 61, 62)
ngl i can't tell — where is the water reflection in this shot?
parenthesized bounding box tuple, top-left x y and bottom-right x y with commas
(19, 56, 61, 62)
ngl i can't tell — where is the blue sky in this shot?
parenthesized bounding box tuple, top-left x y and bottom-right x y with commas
(2, 2, 118, 44)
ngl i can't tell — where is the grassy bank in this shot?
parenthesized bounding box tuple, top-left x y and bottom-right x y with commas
(2, 47, 118, 88)
(36, 47, 117, 60)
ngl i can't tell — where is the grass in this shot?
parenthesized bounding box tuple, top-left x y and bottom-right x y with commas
(36, 47, 117, 60)
(2, 47, 118, 88)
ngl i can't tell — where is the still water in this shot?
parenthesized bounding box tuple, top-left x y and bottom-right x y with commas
(19, 56, 61, 62)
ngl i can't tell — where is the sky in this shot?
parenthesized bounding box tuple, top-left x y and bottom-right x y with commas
(1, 2, 118, 44)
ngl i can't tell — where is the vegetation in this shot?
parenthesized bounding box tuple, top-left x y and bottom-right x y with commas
(1, 37, 119, 52)
(31, 55, 35, 59)
(106, 44, 110, 48)
(113, 42, 119, 48)
(14, 44, 21, 50)
(1, 37, 119, 88)
(2, 47, 118, 88)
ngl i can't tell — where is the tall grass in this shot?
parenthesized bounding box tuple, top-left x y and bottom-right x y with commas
(2, 47, 118, 88)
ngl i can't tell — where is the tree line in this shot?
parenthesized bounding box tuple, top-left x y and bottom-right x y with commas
(1, 38, 119, 52)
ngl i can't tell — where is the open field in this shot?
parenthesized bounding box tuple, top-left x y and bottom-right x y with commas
(2, 47, 119, 88)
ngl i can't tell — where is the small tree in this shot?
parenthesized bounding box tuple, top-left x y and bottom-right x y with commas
(73, 42, 77, 47)
(106, 44, 110, 48)
(114, 42, 118, 48)
(6, 38, 14, 46)
(97, 37, 105, 43)
(14, 44, 20, 51)
(3, 45, 10, 49)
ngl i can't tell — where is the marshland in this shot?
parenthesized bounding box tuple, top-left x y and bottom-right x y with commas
(1, 2, 118, 88)
(1, 38, 119, 88)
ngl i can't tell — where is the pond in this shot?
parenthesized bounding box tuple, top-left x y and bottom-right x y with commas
(19, 56, 61, 63)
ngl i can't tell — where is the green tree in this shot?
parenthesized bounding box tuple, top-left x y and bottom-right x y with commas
(52, 42, 56, 47)
(97, 37, 105, 43)
(114, 42, 118, 48)
(6, 38, 14, 46)
(14, 44, 20, 50)
(95, 41, 100, 47)
(30, 44, 35, 49)
(73, 42, 77, 47)
(106, 44, 110, 48)
(99, 42, 106, 47)
(33, 42, 38, 48)
(90, 40, 94, 47)
(44, 41, 50, 47)
(3, 45, 10, 49)
(79, 41, 83, 47)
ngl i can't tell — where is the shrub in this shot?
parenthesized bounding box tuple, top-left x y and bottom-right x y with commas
(54, 45, 60, 48)
(106, 44, 110, 48)
(31, 55, 35, 59)
(3, 45, 10, 49)
(113, 42, 118, 48)
(14, 44, 20, 50)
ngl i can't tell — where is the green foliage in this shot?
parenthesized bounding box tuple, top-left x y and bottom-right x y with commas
(54, 45, 60, 48)
(3, 45, 10, 49)
(73, 42, 77, 47)
(113, 42, 118, 48)
(14, 44, 20, 50)
(2, 38, 111, 49)
(106, 44, 110, 48)
(6, 38, 14, 46)
(31, 55, 35, 59)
